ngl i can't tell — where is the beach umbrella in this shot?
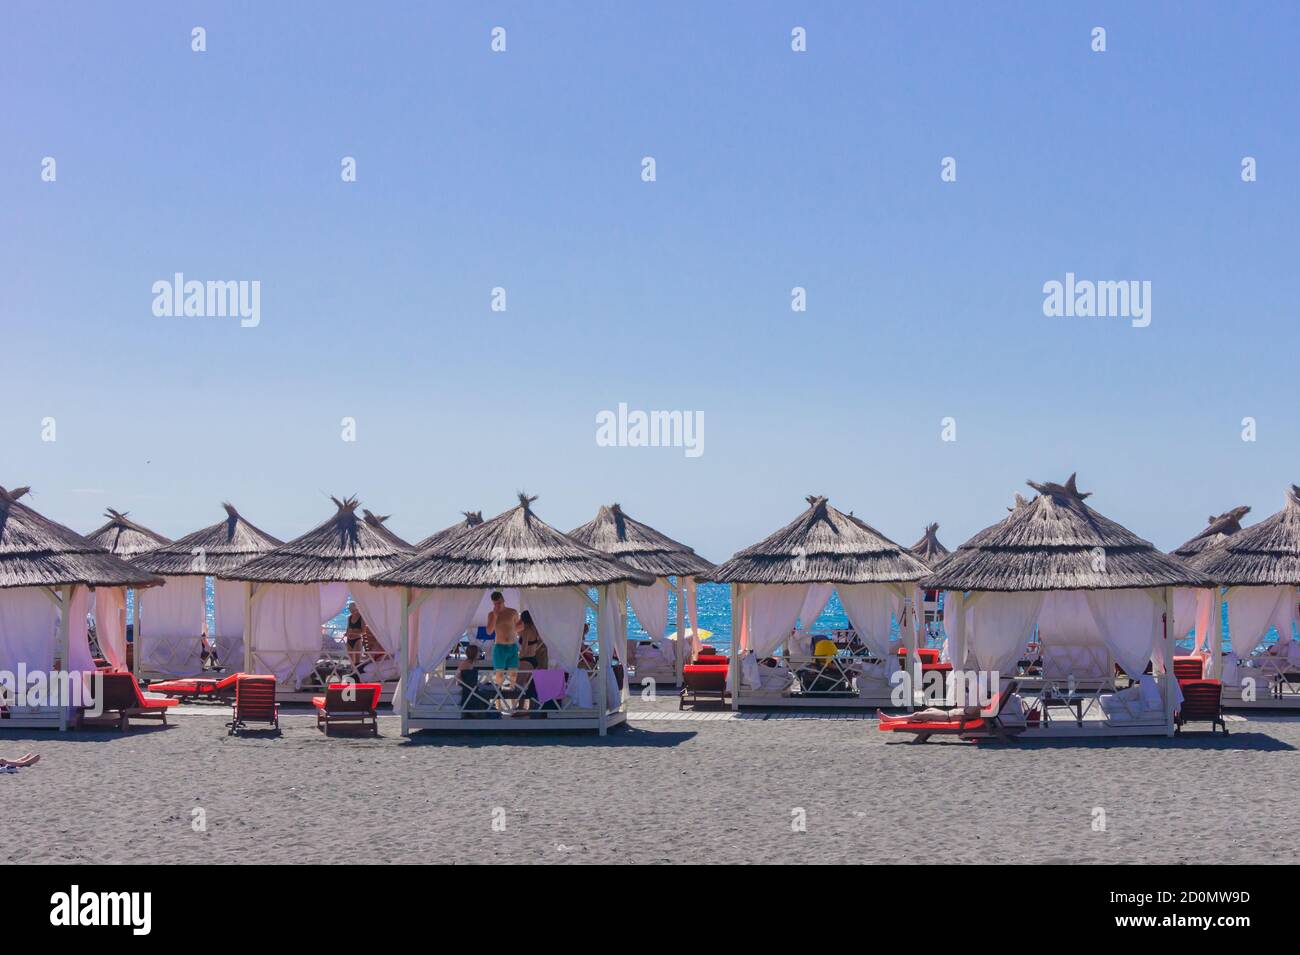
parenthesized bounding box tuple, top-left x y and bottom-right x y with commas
(84, 508, 171, 559)
(909, 523, 950, 567)
(362, 509, 416, 553)
(1171, 506, 1251, 561)
(413, 511, 483, 552)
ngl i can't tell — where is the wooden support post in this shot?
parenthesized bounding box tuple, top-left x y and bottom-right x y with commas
(398, 586, 410, 736)
(675, 574, 687, 685)
(1162, 586, 1176, 736)
(131, 590, 141, 680)
(597, 585, 609, 736)
(243, 582, 255, 674)
(57, 585, 71, 731)
(729, 583, 741, 710)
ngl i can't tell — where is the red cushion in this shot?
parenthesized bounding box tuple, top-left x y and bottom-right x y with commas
(138, 697, 178, 710)
(311, 696, 327, 710)
(879, 717, 984, 733)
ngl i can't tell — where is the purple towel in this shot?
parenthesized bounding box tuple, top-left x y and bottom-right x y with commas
(532, 668, 566, 704)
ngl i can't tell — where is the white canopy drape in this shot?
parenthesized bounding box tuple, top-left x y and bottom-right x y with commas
(798, 583, 834, 632)
(94, 586, 128, 671)
(522, 587, 587, 671)
(966, 592, 1045, 678)
(139, 575, 206, 676)
(838, 584, 903, 667)
(1226, 586, 1294, 659)
(405, 588, 484, 703)
(251, 583, 330, 688)
(0, 587, 57, 674)
(628, 579, 669, 643)
(212, 578, 248, 670)
(740, 584, 808, 659)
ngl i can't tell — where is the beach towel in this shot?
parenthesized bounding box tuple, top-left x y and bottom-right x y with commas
(565, 669, 594, 708)
(532, 668, 566, 704)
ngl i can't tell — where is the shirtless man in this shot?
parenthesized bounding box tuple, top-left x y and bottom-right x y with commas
(486, 591, 521, 696)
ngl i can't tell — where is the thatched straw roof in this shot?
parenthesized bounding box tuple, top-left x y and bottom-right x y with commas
(217, 496, 413, 584)
(362, 509, 415, 552)
(921, 474, 1211, 592)
(1189, 487, 1300, 586)
(0, 487, 163, 590)
(132, 503, 283, 576)
(568, 503, 714, 578)
(375, 494, 655, 589)
(414, 511, 483, 551)
(706, 496, 931, 585)
(1171, 505, 1251, 559)
(84, 508, 171, 560)
(909, 523, 949, 567)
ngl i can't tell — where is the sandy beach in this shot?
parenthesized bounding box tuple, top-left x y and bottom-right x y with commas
(4, 699, 1295, 865)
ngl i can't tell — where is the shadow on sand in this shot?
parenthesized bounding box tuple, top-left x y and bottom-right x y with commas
(401, 724, 697, 748)
(886, 731, 1293, 751)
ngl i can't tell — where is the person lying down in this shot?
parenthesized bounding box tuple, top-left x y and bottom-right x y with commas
(1, 752, 40, 772)
(888, 704, 984, 723)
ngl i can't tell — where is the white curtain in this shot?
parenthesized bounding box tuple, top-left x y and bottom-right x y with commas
(967, 592, 1045, 678)
(598, 584, 622, 709)
(741, 584, 809, 658)
(1083, 588, 1160, 679)
(628, 578, 669, 642)
(350, 582, 403, 656)
(1171, 588, 1201, 642)
(685, 577, 701, 660)
(837, 584, 903, 666)
(0, 587, 57, 675)
(1226, 586, 1293, 659)
(1037, 590, 1108, 679)
(213, 578, 248, 670)
(94, 587, 128, 671)
(66, 585, 95, 676)
(798, 583, 834, 631)
(319, 581, 350, 623)
(406, 588, 484, 703)
(942, 592, 968, 666)
(522, 587, 587, 670)
(251, 583, 327, 688)
(139, 575, 206, 676)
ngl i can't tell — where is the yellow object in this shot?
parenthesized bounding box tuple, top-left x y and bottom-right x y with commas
(813, 638, 837, 660)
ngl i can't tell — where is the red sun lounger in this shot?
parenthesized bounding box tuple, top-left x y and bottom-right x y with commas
(93, 672, 178, 732)
(226, 675, 279, 735)
(877, 682, 1021, 744)
(311, 682, 381, 735)
(148, 672, 243, 701)
(680, 662, 730, 709)
(1175, 679, 1226, 735)
(1172, 656, 1205, 682)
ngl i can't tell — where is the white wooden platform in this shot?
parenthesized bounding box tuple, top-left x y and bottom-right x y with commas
(406, 710, 627, 733)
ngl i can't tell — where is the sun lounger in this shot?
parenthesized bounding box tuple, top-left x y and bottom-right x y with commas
(877, 682, 1021, 744)
(148, 672, 243, 701)
(680, 661, 729, 709)
(93, 672, 178, 732)
(1175, 679, 1226, 735)
(1172, 656, 1205, 681)
(311, 682, 381, 735)
(226, 675, 279, 735)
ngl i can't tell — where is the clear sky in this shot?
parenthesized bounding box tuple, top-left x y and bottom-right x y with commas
(3, 1, 1297, 560)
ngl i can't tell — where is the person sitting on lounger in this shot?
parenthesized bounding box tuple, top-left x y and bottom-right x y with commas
(0, 752, 39, 770)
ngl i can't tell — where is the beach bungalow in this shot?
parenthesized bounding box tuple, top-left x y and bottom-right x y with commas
(1164, 506, 1250, 680)
(1188, 487, 1300, 708)
(83, 509, 171, 671)
(129, 503, 282, 679)
(707, 495, 932, 709)
(0, 486, 162, 729)
(920, 474, 1211, 737)
(373, 494, 654, 735)
(568, 503, 714, 689)
(214, 496, 412, 701)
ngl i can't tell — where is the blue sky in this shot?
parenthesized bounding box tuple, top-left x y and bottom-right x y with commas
(2, 1, 1297, 559)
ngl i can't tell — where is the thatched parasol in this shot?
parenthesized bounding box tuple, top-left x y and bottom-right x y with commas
(84, 508, 171, 560)
(568, 503, 713, 578)
(217, 496, 412, 584)
(1171, 505, 1251, 560)
(132, 503, 283, 576)
(921, 474, 1211, 592)
(413, 511, 483, 551)
(1188, 487, 1300, 586)
(707, 495, 931, 585)
(909, 523, 950, 568)
(375, 493, 655, 589)
(362, 509, 415, 553)
(0, 486, 162, 589)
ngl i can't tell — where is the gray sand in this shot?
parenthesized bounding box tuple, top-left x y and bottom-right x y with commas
(3, 703, 1295, 864)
